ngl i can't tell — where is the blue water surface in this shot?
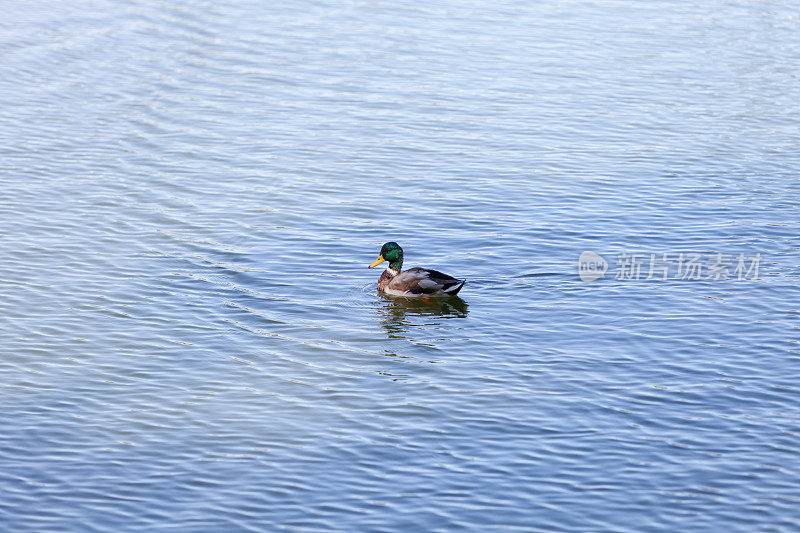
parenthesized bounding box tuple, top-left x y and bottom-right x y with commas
(1, 1, 799, 531)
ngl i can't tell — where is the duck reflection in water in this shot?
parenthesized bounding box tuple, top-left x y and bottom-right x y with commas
(375, 293, 469, 339)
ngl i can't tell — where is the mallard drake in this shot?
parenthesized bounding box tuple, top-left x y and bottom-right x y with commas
(368, 242, 466, 297)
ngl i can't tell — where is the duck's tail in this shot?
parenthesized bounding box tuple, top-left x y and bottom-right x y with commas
(444, 279, 466, 296)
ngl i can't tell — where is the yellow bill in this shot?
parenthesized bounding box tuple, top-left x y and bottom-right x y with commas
(368, 254, 386, 268)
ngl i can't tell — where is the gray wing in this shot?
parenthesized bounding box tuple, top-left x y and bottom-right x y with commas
(388, 267, 465, 295)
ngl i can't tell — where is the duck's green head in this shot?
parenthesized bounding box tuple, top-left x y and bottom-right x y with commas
(368, 242, 404, 270)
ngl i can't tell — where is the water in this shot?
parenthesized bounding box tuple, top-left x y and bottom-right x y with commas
(1, 1, 799, 531)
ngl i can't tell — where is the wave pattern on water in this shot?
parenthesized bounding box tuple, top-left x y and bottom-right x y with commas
(1, 0, 799, 531)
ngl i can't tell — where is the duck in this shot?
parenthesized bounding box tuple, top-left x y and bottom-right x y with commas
(368, 242, 466, 297)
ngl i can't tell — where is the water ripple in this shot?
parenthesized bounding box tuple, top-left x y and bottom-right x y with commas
(1, 0, 799, 531)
